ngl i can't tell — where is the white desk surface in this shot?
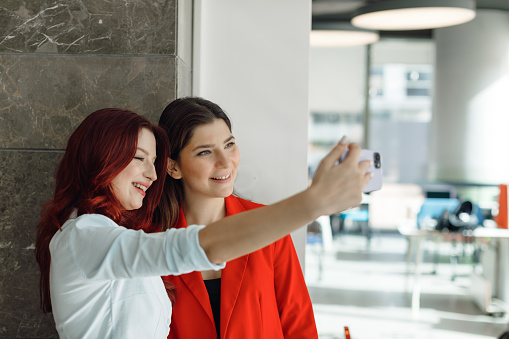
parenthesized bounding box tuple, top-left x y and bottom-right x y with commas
(398, 226, 442, 237)
(473, 227, 509, 238)
(397, 225, 509, 316)
(399, 225, 509, 239)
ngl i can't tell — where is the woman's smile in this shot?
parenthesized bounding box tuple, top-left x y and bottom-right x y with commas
(211, 173, 232, 182)
(172, 119, 240, 201)
(111, 128, 157, 210)
(132, 182, 149, 196)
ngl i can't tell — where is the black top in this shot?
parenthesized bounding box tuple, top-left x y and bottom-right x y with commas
(204, 278, 221, 338)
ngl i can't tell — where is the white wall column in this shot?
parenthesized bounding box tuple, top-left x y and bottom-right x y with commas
(193, 1, 312, 266)
(434, 10, 509, 306)
(432, 10, 509, 185)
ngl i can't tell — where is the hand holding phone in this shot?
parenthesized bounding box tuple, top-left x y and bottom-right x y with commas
(340, 148, 382, 193)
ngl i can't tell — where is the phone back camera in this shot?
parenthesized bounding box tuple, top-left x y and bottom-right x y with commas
(373, 152, 381, 168)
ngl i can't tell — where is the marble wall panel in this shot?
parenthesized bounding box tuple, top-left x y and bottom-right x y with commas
(0, 0, 187, 336)
(0, 249, 58, 338)
(0, 150, 62, 338)
(0, 54, 177, 149)
(0, 0, 176, 55)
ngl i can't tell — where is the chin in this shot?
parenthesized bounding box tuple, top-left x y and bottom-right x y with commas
(210, 190, 231, 199)
(222, 189, 234, 198)
(130, 202, 144, 210)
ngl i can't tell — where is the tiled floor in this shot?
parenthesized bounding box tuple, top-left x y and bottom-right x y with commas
(305, 231, 509, 339)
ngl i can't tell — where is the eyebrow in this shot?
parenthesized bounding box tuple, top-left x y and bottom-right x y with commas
(137, 147, 156, 159)
(192, 136, 235, 152)
(137, 147, 149, 155)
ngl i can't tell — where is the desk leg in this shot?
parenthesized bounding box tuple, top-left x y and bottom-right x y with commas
(412, 237, 423, 317)
(406, 237, 414, 274)
(405, 237, 414, 295)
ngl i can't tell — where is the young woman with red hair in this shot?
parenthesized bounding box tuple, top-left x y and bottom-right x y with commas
(35, 108, 371, 338)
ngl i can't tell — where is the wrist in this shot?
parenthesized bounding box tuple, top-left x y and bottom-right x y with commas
(297, 187, 323, 221)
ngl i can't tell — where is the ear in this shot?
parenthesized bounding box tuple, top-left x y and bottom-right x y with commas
(167, 159, 182, 180)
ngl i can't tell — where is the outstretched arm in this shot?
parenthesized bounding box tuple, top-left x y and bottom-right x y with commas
(199, 139, 371, 264)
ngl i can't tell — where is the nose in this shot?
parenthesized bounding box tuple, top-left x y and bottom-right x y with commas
(145, 162, 157, 181)
(215, 150, 230, 168)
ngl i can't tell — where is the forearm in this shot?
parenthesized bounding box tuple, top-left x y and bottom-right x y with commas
(199, 189, 319, 264)
(199, 140, 370, 264)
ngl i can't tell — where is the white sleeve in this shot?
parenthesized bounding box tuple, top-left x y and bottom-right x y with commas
(66, 214, 225, 280)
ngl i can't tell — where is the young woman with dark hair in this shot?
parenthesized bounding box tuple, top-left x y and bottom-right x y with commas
(156, 97, 328, 338)
(35, 107, 370, 338)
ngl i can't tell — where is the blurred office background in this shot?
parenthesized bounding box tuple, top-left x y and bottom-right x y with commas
(306, 1, 509, 338)
(1, 1, 509, 338)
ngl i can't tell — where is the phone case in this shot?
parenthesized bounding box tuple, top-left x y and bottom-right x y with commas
(340, 149, 382, 193)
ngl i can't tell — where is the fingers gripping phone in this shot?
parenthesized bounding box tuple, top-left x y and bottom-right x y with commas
(340, 149, 382, 193)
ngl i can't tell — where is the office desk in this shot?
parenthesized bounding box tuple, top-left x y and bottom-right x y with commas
(398, 226, 476, 315)
(474, 227, 509, 239)
(399, 227, 442, 315)
(473, 227, 509, 312)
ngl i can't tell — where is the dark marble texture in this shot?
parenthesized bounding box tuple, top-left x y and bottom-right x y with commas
(0, 150, 62, 338)
(0, 0, 176, 55)
(0, 54, 177, 149)
(0, 249, 58, 338)
(0, 0, 189, 336)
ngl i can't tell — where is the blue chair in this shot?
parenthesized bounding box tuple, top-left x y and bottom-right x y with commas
(417, 198, 460, 229)
(416, 198, 480, 281)
(339, 204, 371, 245)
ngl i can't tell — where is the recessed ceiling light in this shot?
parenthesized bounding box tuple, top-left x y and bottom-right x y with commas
(351, 0, 476, 31)
(311, 23, 379, 47)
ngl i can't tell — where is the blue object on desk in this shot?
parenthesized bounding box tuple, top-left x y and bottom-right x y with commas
(306, 234, 323, 245)
(339, 206, 371, 243)
(416, 198, 460, 228)
(340, 209, 369, 222)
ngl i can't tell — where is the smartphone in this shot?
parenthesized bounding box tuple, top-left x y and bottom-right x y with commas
(339, 149, 382, 193)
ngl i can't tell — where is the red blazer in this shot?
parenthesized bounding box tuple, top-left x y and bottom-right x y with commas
(163, 195, 318, 339)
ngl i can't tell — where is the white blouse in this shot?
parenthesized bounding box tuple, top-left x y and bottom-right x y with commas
(49, 213, 225, 339)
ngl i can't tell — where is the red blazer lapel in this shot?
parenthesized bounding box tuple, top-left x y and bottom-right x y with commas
(174, 207, 216, 326)
(220, 196, 250, 337)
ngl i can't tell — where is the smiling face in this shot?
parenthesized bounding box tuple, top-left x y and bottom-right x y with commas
(170, 119, 240, 202)
(111, 128, 158, 211)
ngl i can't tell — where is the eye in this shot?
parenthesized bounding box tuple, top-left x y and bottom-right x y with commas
(225, 141, 235, 149)
(197, 150, 211, 156)
(134, 156, 145, 162)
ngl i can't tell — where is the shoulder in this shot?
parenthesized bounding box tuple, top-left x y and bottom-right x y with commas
(57, 214, 121, 240)
(50, 214, 119, 253)
(73, 214, 119, 230)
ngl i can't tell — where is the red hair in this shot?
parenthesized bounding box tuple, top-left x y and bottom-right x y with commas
(35, 108, 170, 313)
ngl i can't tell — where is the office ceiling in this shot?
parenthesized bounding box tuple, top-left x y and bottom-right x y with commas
(312, 0, 509, 38)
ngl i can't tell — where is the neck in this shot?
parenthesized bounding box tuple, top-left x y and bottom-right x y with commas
(182, 196, 227, 226)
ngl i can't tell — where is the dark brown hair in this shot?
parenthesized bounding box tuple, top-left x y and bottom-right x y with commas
(154, 97, 232, 230)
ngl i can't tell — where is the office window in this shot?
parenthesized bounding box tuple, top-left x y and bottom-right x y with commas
(368, 40, 435, 183)
(308, 39, 434, 184)
(308, 45, 367, 173)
